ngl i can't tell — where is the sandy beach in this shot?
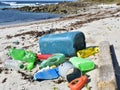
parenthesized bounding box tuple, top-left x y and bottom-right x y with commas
(0, 4, 120, 90)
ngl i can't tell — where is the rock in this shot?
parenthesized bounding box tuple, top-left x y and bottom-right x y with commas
(2, 2, 93, 15)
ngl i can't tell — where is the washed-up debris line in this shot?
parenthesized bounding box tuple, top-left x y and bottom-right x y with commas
(2, 31, 100, 90)
(6, 28, 68, 39)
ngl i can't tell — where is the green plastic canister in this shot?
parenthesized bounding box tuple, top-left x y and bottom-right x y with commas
(40, 53, 66, 68)
(69, 57, 95, 71)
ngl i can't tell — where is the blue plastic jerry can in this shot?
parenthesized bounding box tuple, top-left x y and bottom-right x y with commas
(39, 31, 86, 56)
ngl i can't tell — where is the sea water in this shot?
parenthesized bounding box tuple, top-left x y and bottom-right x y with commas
(0, 1, 75, 25)
(0, 9, 61, 25)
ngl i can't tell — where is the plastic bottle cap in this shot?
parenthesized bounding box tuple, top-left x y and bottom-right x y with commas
(20, 64, 24, 69)
(95, 47, 100, 52)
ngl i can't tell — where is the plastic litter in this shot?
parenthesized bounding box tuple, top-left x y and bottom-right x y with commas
(12, 41, 19, 45)
(34, 67, 59, 80)
(37, 53, 52, 60)
(58, 61, 73, 79)
(39, 31, 86, 56)
(68, 75, 88, 90)
(58, 61, 81, 82)
(8, 48, 36, 70)
(77, 46, 99, 58)
(66, 68, 82, 82)
(4, 59, 24, 70)
(69, 57, 95, 71)
(40, 53, 66, 68)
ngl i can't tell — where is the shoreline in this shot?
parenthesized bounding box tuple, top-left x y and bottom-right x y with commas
(1, 4, 120, 30)
(0, 17, 61, 29)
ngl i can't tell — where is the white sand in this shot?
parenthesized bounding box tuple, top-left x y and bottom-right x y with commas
(0, 4, 120, 90)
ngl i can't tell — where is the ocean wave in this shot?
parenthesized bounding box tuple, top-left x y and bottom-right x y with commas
(0, 1, 11, 6)
(10, 3, 36, 7)
(0, 1, 36, 8)
(1, 1, 16, 5)
(0, 1, 69, 9)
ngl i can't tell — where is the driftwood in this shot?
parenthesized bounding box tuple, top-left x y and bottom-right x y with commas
(97, 41, 117, 90)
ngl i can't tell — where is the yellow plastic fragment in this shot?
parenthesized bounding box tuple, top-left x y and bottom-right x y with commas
(50, 65, 56, 69)
(77, 46, 100, 58)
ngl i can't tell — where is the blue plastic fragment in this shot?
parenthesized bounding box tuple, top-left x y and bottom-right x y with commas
(34, 67, 59, 80)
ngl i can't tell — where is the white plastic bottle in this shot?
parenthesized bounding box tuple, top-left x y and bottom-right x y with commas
(4, 59, 24, 70)
(58, 61, 81, 82)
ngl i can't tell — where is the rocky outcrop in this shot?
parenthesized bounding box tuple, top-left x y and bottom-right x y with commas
(2, 2, 93, 15)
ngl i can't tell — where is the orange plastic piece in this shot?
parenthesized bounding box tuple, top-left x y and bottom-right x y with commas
(68, 75, 88, 90)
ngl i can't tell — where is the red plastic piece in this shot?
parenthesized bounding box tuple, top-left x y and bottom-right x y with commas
(37, 53, 52, 60)
(68, 75, 88, 90)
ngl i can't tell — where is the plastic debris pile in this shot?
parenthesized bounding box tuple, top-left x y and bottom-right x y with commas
(3, 31, 100, 90)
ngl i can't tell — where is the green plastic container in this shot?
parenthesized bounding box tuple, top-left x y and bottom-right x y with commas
(8, 48, 36, 70)
(40, 53, 66, 68)
(69, 57, 95, 71)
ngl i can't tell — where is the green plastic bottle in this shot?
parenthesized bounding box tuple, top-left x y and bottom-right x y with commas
(69, 57, 95, 71)
(40, 53, 66, 68)
(8, 48, 36, 70)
